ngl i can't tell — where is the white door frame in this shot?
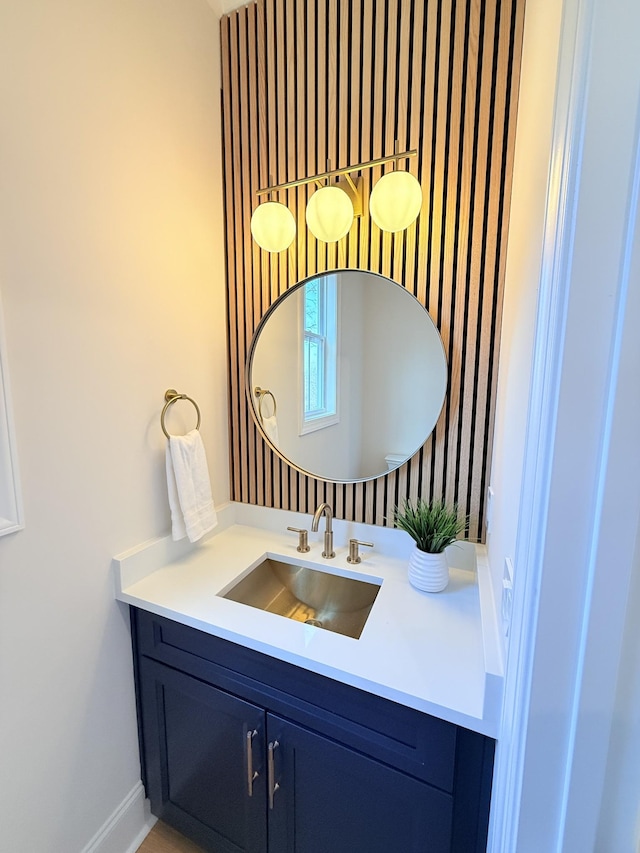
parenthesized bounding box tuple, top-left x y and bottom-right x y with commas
(489, 0, 640, 849)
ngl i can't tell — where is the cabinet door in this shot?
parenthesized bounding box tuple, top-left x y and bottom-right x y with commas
(266, 715, 453, 853)
(139, 658, 267, 853)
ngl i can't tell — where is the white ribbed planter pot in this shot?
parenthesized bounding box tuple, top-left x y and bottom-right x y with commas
(407, 545, 449, 592)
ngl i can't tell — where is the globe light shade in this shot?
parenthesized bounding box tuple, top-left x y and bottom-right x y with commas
(369, 171, 422, 232)
(250, 202, 296, 252)
(306, 186, 354, 242)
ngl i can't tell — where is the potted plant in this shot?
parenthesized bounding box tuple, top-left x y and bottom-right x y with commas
(392, 498, 465, 592)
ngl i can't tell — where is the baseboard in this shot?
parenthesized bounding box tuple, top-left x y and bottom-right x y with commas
(80, 781, 157, 853)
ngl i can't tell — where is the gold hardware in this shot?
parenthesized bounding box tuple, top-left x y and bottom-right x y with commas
(287, 527, 310, 553)
(245, 729, 259, 797)
(347, 539, 374, 564)
(335, 175, 363, 217)
(311, 503, 335, 559)
(256, 149, 417, 196)
(268, 740, 280, 809)
(160, 389, 201, 439)
(343, 172, 358, 193)
(254, 386, 277, 422)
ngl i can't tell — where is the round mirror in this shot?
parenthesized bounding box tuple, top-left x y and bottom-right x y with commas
(246, 270, 447, 482)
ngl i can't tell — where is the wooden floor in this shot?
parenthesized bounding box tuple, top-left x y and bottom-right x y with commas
(136, 821, 206, 853)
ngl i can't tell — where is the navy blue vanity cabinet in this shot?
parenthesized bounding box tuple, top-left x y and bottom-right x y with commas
(266, 716, 453, 852)
(130, 608, 494, 853)
(138, 658, 267, 853)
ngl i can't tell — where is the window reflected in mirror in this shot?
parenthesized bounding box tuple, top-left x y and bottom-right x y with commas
(302, 274, 338, 433)
(248, 270, 447, 483)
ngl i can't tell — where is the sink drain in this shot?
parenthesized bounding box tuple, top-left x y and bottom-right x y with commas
(305, 618, 323, 628)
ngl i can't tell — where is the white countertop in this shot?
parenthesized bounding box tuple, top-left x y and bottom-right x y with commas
(114, 503, 503, 737)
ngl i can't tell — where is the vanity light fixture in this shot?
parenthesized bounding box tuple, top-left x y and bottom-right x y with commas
(305, 173, 364, 242)
(251, 148, 418, 250)
(306, 185, 354, 242)
(370, 140, 422, 232)
(250, 200, 296, 253)
(369, 170, 423, 232)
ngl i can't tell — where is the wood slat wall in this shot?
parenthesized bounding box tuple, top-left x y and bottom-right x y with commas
(220, 0, 524, 541)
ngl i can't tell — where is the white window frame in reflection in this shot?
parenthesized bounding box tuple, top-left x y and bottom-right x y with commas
(299, 275, 339, 435)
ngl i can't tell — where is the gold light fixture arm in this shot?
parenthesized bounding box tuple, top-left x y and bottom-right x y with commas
(256, 149, 418, 196)
(343, 173, 358, 193)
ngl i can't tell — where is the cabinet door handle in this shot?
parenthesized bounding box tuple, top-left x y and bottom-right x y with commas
(245, 729, 259, 796)
(267, 740, 280, 809)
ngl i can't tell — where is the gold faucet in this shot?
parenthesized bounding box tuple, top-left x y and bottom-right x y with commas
(311, 502, 335, 558)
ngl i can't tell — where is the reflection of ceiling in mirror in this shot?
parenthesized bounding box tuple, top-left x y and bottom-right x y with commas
(248, 271, 447, 483)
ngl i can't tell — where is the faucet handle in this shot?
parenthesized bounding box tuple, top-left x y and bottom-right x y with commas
(347, 539, 374, 564)
(287, 526, 310, 553)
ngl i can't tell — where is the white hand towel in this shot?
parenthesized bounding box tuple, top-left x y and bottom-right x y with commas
(165, 429, 217, 543)
(262, 414, 279, 445)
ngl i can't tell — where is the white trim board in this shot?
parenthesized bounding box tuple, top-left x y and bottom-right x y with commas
(559, 85, 640, 851)
(488, 0, 593, 846)
(79, 782, 156, 853)
(489, 0, 640, 849)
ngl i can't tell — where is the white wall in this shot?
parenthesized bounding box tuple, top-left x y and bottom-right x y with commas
(486, 0, 564, 649)
(0, 2, 228, 851)
(338, 277, 366, 473)
(594, 136, 640, 851)
(360, 282, 446, 477)
(597, 526, 640, 850)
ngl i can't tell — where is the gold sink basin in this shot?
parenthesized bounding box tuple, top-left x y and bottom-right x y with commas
(220, 557, 381, 639)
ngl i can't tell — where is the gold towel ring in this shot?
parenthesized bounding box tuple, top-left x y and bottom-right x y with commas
(254, 386, 277, 423)
(161, 389, 201, 439)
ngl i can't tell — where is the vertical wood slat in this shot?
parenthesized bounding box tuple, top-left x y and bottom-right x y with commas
(305, 0, 317, 282)
(296, 0, 307, 288)
(220, 16, 240, 503)
(348, 0, 370, 520)
(256, 0, 271, 509)
(448, 0, 488, 537)
(380, 0, 399, 281)
(471, 0, 501, 533)
(347, 0, 362, 274)
(229, 12, 251, 507)
(274, 0, 287, 308)
(263, 0, 281, 508)
(369, 0, 388, 279)
(404, 0, 427, 518)
(392, 0, 412, 289)
(221, 0, 525, 542)
(465, 0, 498, 538)
(326, 0, 339, 272)
(223, 13, 247, 504)
(315, 0, 328, 276)
(246, 5, 265, 507)
(480, 0, 525, 527)
(441, 0, 470, 509)
(450, 0, 482, 529)
(293, 0, 307, 513)
(236, 10, 257, 508)
(391, 0, 410, 513)
(429, 0, 455, 509)
(358, 0, 374, 282)
(446, 0, 476, 513)
(473, 0, 524, 535)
